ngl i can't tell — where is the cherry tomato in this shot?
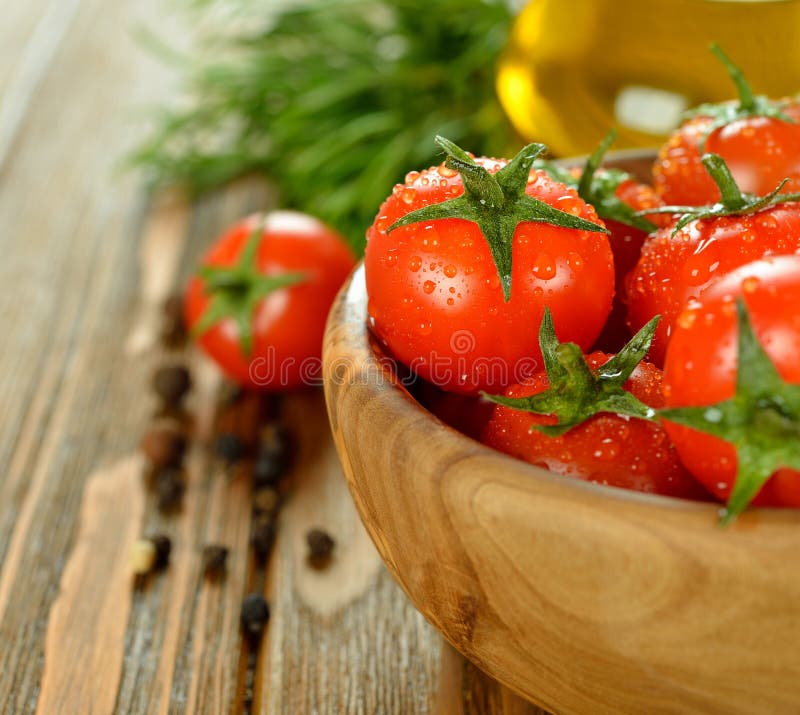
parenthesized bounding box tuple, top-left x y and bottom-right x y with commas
(654, 109, 800, 206)
(661, 256, 800, 507)
(482, 353, 706, 499)
(653, 45, 800, 205)
(626, 201, 800, 365)
(365, 150, 613, 395)
(185, 211, 355, 389)
(592, 175, 667, 352)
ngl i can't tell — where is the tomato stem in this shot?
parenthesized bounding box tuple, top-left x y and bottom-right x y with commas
(710, 43, 755, 113)
(536, 130, 657, 233)
(481, 309, 659, 436)
(386, 136, 608, 302)
(637, 153, 800, 234)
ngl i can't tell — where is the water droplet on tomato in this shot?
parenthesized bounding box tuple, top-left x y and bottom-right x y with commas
(447, 297, 454, 306)
(437, 164, 458, 178)
(408, 255, 422, 272)
(741, 276, 760, 294)
(423, 280, 436, 294)
(532, 253, 556, 280)
(418, 321, 433, 336)
(443, 264, 457, 278)
(401, 188, 417, 204)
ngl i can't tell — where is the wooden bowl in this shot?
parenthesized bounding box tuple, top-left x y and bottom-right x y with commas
(322, 151, 800, 715)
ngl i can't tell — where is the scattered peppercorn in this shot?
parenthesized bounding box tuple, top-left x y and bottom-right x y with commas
(130, 539, 157, 575)
(161, 294, 187, 348)
(140, 425, 186, 468)
(155, 467, 186, 512)
(130, 534, 172, 575)
(240, 593, 270, 638)
(253, 423, 291, 487)
(253, 487, 279, 515)
(201, 544, 229, 578)
(214, 432, 246, 465)
(251, 515, 276, 564)
(153, 364, 192, 406)
(150, 534, 172, 569)
(306, 528, 335, 569)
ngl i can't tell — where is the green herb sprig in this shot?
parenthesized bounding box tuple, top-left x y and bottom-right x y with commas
(130, 0, 517, 251)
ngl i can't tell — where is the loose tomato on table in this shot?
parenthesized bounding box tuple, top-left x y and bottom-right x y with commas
(185, 211, 355, 389)
(481, 310, 706, 499)
(627, 153, 800, 365)
(654, 44, 800, 206)
(365, 136, 612, 395)
(660, 256, 800, 521)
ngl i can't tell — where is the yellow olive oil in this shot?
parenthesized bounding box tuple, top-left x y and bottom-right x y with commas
(497, 0, 800, 155)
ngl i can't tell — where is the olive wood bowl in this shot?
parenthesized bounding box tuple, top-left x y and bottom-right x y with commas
(322, 150, 800, 715)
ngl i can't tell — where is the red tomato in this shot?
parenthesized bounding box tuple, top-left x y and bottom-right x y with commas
(661, 256, 800, 507)
(592, 176, 667, 352)
(654, 108, 800, 206)
(625, 202, 800, 365)
(481, 354, 706, 499)
(365, 155, 613, 394)
(185, 211, 355, 389)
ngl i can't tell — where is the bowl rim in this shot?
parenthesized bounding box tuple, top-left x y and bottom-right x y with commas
(326, 146, 800, 527)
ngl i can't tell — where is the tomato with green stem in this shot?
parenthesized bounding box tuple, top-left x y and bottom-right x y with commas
(185, 211, 355, 389)
(661, 256, 800, 521)
(627, 152, 800, 365)
(654, 44, 800, 206)
(364, 135, 612, 394)
(481, 310, 706, 498)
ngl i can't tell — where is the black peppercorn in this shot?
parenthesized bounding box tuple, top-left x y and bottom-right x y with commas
(214, 432, 246, 465)
(155, 467, 186, 512)
(161, 294, 187, 348)
(141, 425, 187, 469)
(201, 544, 229, 578)
(253, 423, 291, 486)
(306, 528, 335, 569)
(250, 515, 276, 564)
(153, 364, 192, 406)
(240, 593, 270, 638)
(253, 486, 279, 515)
(150, 534, 172, 569)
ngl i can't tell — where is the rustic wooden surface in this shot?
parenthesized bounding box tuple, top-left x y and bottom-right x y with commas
(324, 261, 800, 715)
(0, 1, 546, 713)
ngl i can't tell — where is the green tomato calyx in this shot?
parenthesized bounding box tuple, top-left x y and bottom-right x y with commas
(386, 135, 607, 302)
(638, 153, 800, 235)
(193, 223, 305, 355)
(537, 129, 657, 233)
(481, 308, 659, 437)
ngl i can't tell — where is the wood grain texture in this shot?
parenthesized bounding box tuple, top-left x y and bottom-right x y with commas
(323, 251, 800, 715)
(0, 1, 542, 712)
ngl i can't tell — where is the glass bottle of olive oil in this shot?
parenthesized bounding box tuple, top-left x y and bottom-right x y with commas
(497, 0, 800, 156)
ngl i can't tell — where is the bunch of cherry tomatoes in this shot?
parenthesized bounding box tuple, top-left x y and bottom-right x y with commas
(185, 46, 800, 522)
(363, 46, 800, 521)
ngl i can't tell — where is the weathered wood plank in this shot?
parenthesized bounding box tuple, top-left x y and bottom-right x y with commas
(1, 1, 555, 712)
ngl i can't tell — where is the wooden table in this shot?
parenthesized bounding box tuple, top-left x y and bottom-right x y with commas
(0, 1, 548, 712)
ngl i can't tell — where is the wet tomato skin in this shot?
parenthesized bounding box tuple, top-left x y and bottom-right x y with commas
(653, 105, 800, 206)
(625, 203, 800, 365)
(185, 211, 356, 390)
(481, 354, 707, 499)
(661, 256, 800, 506)
(593, 176, 667, 353)
(365, 160, 614, 395)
